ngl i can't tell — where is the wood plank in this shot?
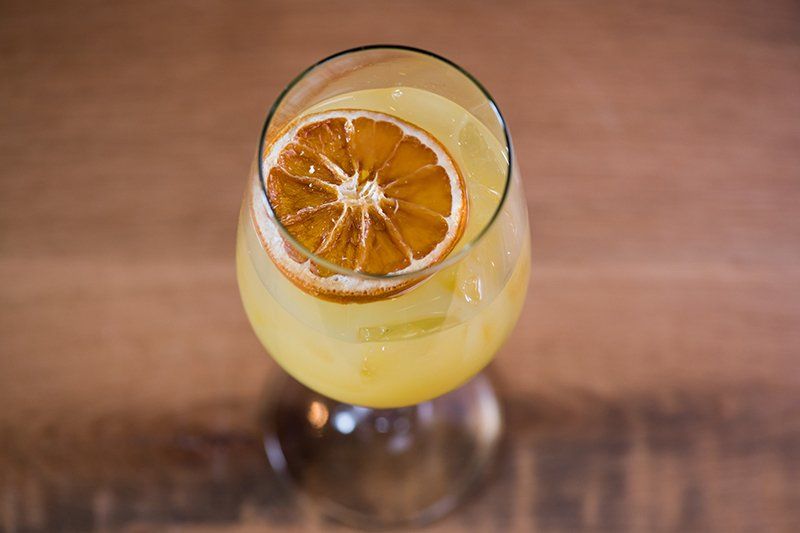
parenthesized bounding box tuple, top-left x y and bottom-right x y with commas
(2, 0, 799, 530)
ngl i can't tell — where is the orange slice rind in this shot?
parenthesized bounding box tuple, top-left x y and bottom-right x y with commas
(250, 109, 467, 303)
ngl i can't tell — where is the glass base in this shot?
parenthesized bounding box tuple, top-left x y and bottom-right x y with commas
(262, 372, 502, 529)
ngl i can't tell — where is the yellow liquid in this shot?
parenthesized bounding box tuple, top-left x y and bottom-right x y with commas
(237, 87, 530, 408)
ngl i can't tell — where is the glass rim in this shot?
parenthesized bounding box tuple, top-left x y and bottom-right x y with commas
(256, 44, 513, 281)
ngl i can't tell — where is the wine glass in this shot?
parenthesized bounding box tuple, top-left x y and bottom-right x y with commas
(236, 45, 530, 528)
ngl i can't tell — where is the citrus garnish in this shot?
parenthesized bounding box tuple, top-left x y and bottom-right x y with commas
(252, 109, 467, 302)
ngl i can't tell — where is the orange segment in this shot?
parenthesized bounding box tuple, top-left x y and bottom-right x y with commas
(382, 165, 453, 216)
(360, 206, 411, 274)
(284, 202, 343, 254)
(266, 167, 337, 221)
(349, 117, 404, 184)
(278, 144, 339, 185)
(257, 109, 467, 302)
(295, 118, 354, 176)
(380, 199, 448, 260)
(311, 206, 363, 275)
(376, 136, 438, 185)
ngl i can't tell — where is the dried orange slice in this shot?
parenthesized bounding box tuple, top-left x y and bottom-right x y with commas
(251, 109, 467, 302)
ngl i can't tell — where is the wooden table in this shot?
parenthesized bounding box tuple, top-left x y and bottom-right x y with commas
(2, 0, 799, 531)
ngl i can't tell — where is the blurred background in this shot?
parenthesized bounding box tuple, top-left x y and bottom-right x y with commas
(2, 0, 799, 531)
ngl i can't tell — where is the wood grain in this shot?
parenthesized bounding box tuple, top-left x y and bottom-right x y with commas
(2, 0, 799, 531)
